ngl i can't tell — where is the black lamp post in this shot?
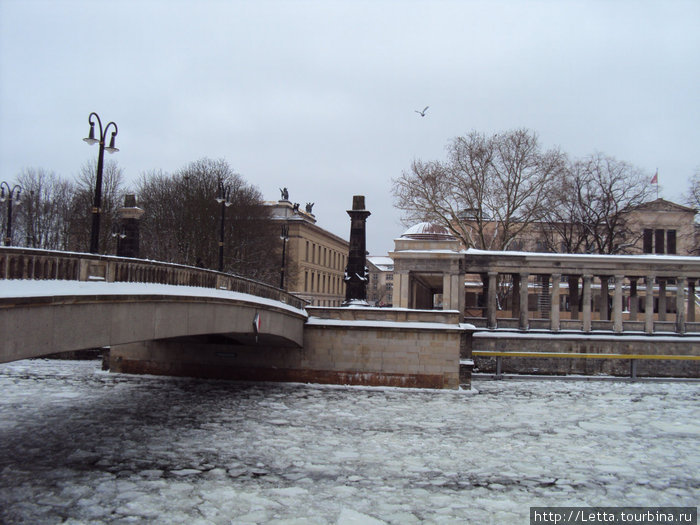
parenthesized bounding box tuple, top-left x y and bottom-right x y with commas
(0, 182, 22, 246)
(279, 223, 289, 288)
(83, 112, 119, 254)
(215, 180, 232, 272)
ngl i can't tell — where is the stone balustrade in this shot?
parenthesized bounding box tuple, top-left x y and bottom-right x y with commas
(0, 247, 306, 310)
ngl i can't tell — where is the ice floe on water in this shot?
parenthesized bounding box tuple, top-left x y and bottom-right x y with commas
(0, 359, 698, 524)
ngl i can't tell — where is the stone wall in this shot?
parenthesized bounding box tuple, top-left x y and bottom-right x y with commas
(473, 332, 700, 378)
(110, 307, 473, 389)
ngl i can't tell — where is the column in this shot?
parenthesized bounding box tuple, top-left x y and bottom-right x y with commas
(688, 279, 696, 323)
(613, 274, 624, 333)
(540, 274, 550, 317)
(599, 276, 610, 321)
(568, 275, 580, 320)
(519, 272, 529, 331)
(676, 276, 687, 334)
(582, 274, 592, 332)
(658, 279, 667, 321)
(487, 271, 498, 329)
(343, 195, 371, 306)
(551, 273, 561, 332)
(645, 275, 655, 334)
(512, 273, 521, 320)
(629, 277, 639, 321)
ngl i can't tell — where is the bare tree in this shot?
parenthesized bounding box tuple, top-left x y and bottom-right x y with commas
(686, 167, 700, 210)
(15, 168, 74, 250)
(574, 153, 652, 254)
(393, 129, 565, 250)
(137, 158, 279, 283)
(66, 159, 125, 253)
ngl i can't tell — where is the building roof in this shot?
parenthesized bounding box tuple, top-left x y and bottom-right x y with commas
(367, 256, 394, 271)
(401, 222, 456, 240)
(629, 198, 696, 214)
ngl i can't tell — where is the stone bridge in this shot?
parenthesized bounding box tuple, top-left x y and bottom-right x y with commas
(0, 247, 469, 389)
(0, 248, 306, 363)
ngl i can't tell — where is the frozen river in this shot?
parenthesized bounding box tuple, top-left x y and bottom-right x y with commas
(0, 360, 698, 524)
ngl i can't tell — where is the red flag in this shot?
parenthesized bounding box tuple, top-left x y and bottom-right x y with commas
(651, 170, 658, 184)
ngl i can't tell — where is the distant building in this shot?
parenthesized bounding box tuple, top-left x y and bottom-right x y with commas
(625, 199, 697, 255)
(453, 198, 698, 255)
(267, 199, 349, 306)
(367, 256, 394, 306)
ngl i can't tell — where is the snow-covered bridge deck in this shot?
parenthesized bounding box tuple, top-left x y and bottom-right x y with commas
(0, 248, 307, 363)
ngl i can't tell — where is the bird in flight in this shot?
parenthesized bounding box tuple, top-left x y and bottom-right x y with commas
(415, 106, 429, 117)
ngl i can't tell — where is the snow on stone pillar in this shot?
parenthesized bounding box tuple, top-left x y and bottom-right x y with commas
(644, 275, 655, 334)
(342, 195, 371, 306)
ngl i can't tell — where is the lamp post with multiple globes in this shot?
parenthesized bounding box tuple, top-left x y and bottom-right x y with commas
(83, 112, 119, 254)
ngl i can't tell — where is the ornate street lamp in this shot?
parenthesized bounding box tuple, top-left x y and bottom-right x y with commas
(83, 112, 119, 254)
(280, 223, 289, 289)
(0, 182, 22, 246)
(215, 180, 233, 272)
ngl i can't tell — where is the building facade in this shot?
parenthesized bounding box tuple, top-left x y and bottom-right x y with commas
(367, 256, 394, 306)
(267, 199, 349, 306)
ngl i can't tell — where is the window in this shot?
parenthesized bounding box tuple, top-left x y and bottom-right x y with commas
(667, 230, 677, 254)
(643, 229, 653, 253)
(305, 271, 309, 291)
(655, 229, 665, 254)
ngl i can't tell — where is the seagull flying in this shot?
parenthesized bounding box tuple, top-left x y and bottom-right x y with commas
(415, 106, 429, 117)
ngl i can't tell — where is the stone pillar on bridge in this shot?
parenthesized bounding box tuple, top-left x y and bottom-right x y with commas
(116, 194, 145, 259)
(645, 275, 655, 334)
(582, 274, 592, 332)
(343, 195, 371, 306)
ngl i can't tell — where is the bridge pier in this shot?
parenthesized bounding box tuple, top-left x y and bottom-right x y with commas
(110, 307, 473, 389)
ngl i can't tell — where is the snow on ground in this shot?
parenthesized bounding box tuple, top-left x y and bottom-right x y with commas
(0, 360, 697, 525)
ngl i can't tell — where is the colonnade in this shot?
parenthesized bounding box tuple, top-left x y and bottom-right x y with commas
(484, 271, 696, 334)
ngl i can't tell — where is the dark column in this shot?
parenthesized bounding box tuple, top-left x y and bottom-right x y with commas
(599, 276, 610, 321)
(629, 277, 639, 321)
(512, 273, 521, 320)
(658, 279, 667, 321)
(342, 195, 371, 306)
(116, 194, 145, 258)
(688, 280, 696, 323)
(568, 275, 580, 320)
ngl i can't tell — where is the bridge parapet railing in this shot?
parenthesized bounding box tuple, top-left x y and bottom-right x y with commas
(0, 247, 306, 310)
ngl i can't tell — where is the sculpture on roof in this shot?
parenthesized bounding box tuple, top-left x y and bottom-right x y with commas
(306, 202, 314, 214)
(279, 187, 289, 201)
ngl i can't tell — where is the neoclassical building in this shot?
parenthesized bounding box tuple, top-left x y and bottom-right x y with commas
(267, 199, 349, 307)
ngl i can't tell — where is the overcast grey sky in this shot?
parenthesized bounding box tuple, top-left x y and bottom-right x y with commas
(1, 0, 698, 255)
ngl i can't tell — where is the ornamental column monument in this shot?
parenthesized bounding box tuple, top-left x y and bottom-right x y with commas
(342, 195, 371, 306)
